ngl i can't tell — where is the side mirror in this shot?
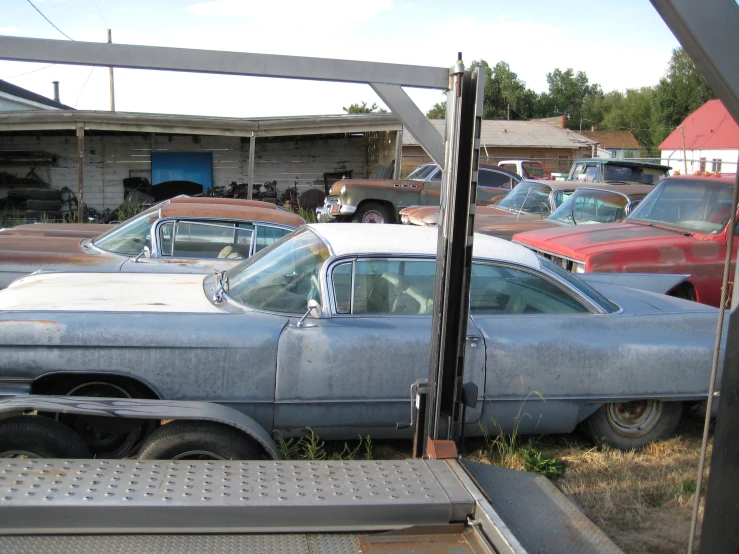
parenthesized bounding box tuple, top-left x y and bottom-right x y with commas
(134, 246, 151, 263)
(297, 299, 322, 327)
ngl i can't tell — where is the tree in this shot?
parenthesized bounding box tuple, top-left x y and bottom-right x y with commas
(649, 48, 715, 146)
(545, 68, 602, 129)
(471, 60, 539, 120)
(342, 101, 387, 114)
(600, 88, 655, 149)
(426, 101, 446, 119)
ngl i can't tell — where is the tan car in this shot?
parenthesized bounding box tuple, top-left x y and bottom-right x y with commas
(0, 197, 304, 288)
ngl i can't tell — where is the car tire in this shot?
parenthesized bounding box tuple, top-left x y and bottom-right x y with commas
(26, 188, 62, 201)
(353, 202, 392, 224)
(26, 199, 63, 211)
(581, 400, 682, 451)
(0, 415, 92, 459)
(137, 421, 264, 460)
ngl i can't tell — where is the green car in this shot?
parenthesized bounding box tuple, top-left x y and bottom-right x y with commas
(567, 159, 671, 185)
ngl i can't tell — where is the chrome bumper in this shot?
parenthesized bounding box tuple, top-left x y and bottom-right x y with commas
(316, 201, 357, 222)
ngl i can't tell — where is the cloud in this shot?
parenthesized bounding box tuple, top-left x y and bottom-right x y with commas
(186, 0, 393, 23)
(0, 27, 21, 35)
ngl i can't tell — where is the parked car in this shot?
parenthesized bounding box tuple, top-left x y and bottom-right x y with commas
(513, 174, 736, 307)
(498, 160, 553, 180)
(399, 180, 600, 228)
(316, 163, 520, 224)
(0, 197, 304, 288)
(0, 224, 721, 458)
(478, 184, 653, 241)
(567, 159, 671, 185)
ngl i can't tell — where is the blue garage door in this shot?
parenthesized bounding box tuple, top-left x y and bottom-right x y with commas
(151, 152, 213, 191)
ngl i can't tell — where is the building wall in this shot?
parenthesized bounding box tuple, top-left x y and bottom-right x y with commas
(661, 149, 738, 174)
(0, 98, 39, 112)
(401, 145, 592, 175)
(0, 133, 368, 212)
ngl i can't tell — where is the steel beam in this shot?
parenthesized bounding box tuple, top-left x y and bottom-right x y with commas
(649, 0, 739, 122)
(0, 36, 449, 90)
(247, 133, 256, 201)
(371, 83, 445, 167)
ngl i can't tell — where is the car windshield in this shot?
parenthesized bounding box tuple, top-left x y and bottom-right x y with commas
(548, 189, 630, 225)
(92, 205, 161, 255)
(627, 178, 734, 234)
(496, 183, 553, 214)
(407, 165, 438, 181)
(603, 164, 666, 185)
(225, 228, 330, 313)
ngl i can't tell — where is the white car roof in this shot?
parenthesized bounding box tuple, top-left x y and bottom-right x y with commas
(307, 223, 540, 269)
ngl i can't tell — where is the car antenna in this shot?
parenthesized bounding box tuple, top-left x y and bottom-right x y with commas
(516, 186, 533, 221)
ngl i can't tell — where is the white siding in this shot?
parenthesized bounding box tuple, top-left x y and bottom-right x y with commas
(661, 148, 738, 174)
(0, 133, 368, 212)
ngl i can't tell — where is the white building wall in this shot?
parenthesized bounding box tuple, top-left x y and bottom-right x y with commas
(661, 148, 738, 174)
(0, 133, 368, 212)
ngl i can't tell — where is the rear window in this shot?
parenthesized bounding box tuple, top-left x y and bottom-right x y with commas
(522, 162, 551, 179)
(603, 165, 666, 185)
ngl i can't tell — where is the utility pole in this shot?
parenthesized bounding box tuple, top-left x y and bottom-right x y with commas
(108, 29, 115, 111)
(679, 126, 688, 174)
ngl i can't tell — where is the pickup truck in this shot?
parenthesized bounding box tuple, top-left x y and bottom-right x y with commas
(568, 159, 671, 185)
(316, 163, 520, 224)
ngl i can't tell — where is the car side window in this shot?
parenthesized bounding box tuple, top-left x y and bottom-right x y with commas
(581, 166, 599, 182)
(255, 225, 292, 252)
(470, 263, 590, 315)
(479, 170, 513, 189)
(170, 221, 253, 259)
(346, 259, 435, 315)
(158, 221, 174, 256)
(332, 262, 353, 314)
(428, 167, 442, 182)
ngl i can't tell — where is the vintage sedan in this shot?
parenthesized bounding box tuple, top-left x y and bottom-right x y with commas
(0, 224, 721, 459)
(0, 197, 304, 288)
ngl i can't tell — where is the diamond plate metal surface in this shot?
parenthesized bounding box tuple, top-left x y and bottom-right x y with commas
(0, 459, 473, 534)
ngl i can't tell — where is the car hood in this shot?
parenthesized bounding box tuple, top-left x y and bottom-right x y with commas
(513, 222, 697, 259)
(0, 272, 223, 313)
(477, 219, 561, 238)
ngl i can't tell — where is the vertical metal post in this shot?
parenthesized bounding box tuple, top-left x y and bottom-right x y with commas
(76, 124, 84, 223)
(679, 126, 688, 174)
(107, 30, 115, 112)
(393, 129, 403, 179)
(424, 56, 483, 449)
(247, 132, 255, 200)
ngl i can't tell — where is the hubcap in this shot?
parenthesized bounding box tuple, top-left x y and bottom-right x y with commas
(362, 210, 385, 224)
(606, 400, 662, 437)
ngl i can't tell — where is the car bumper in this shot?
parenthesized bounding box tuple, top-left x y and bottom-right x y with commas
(316, 203, 357, 222)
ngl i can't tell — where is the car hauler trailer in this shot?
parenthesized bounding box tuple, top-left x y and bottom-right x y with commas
(0, 0, 737, 550)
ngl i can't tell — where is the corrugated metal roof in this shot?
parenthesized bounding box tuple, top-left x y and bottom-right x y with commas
(659, 99, 739, 150)
(404, 119, 597, 149)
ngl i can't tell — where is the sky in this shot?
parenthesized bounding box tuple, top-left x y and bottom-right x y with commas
(0, 0, 682, 119)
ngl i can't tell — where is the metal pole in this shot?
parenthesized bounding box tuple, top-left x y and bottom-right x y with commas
(393, 129, 403, 179)
(76, 124, 84, 223)
(108, 30, 115, 112)
(679, 126, 688, 174)
(247, 132, 255, 201)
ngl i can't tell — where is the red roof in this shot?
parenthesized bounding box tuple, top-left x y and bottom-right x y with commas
(659, 99, 739, 150)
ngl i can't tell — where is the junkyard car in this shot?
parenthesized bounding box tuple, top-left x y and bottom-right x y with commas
(513, 175, 736, 306)
(0, 197, 304, 288)
(400, 180, 601, 228)
(316, 163, 520, 224)
(498, 159, 553, 180)
(0, 224, 721, 458)
(567, 159, 671, 185)
(478, 183, 653, 241)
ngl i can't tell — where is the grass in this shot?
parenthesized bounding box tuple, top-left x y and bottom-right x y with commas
(274, 428, 373, 461)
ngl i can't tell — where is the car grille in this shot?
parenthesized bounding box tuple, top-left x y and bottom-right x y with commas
(533, 250, 579, 272)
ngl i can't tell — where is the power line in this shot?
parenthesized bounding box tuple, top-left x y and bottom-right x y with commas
(24, 0, 74, 41)
(90, 0, 108, 27)
(74, 67, 95, 107)
(1, 63, 56, 80)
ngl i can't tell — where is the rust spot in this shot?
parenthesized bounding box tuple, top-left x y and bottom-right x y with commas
(162, 203, 303, 226)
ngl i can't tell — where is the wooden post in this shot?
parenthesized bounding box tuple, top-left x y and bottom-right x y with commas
(76, 124, 84, 223)
(393, 128, 403, 179)
(679, 126, 688, 174)
(247, 132, 255, 200)
(108, 30, 115, 111)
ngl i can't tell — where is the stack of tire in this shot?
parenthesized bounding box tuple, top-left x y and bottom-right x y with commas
(8, 187, 64, 221)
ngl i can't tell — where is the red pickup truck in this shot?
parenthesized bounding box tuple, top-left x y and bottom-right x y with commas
(512, 174, 736, 307)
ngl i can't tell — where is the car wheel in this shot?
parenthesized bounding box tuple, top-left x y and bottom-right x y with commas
(0, 416, 91, 459)
(137, 421, 264, 460)
(581, 400, 682, 451)
(57, 380, 157, 459)
(354, 202, 392, 224)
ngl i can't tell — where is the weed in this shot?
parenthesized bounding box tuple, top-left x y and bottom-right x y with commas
(520, 445, 565, 478)
(273, 428, 372, 461)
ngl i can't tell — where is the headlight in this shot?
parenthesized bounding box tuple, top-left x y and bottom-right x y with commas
(573, 263, 585, 273)
(340, 184, 347, 196)
(401, 215, 409, 224)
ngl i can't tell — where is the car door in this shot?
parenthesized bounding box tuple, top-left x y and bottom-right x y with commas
(274, 256, 486, 439)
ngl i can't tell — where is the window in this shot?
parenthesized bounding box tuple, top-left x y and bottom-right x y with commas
(521, 162, 551, 180)
(352, 259, 435, 315)
(255, 225, 292, 252)
(582, 165, 599, 182)
(603, 165, 666, 185)
(170, 221, 253, 259)
(699, 158, 707, 172)
(469, 263, 590, 315)
(428, 168, 442, 182)
(549, 190, 630, 225)
(496, 184, 553, 214)
(92, 205, 159, 255)
(407, 165, 439, 181)
(479, 170, 515, 189)
(158, 221, 174, 256)
(333, 263, 353, 314)
(712, 159, 722, 172)
(499, 163, 518, 174)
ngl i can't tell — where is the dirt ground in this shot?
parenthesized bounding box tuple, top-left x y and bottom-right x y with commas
(368, 410, 711, 554)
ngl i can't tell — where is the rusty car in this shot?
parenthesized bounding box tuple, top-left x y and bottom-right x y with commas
(0, 223, 722, 460)
(513, 174, 737, 306)
(316, 163, 520, 224)
(0, 197, 304, 288)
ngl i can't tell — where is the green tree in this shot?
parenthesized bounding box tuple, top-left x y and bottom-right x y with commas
(649, 48, 715, 146)
(342, 101, 387, 114)
(600, 88, 655, 149)
(545, 68, 602, 129)
(471, 60, 539, 120)
(426, 101, 446, 119)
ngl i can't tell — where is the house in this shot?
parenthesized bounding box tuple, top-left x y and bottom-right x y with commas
(402, 119, 596, 175)
(577, 129, 640, 159)
(0, 80, 72, 111)
(659, 99, 739, 174)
